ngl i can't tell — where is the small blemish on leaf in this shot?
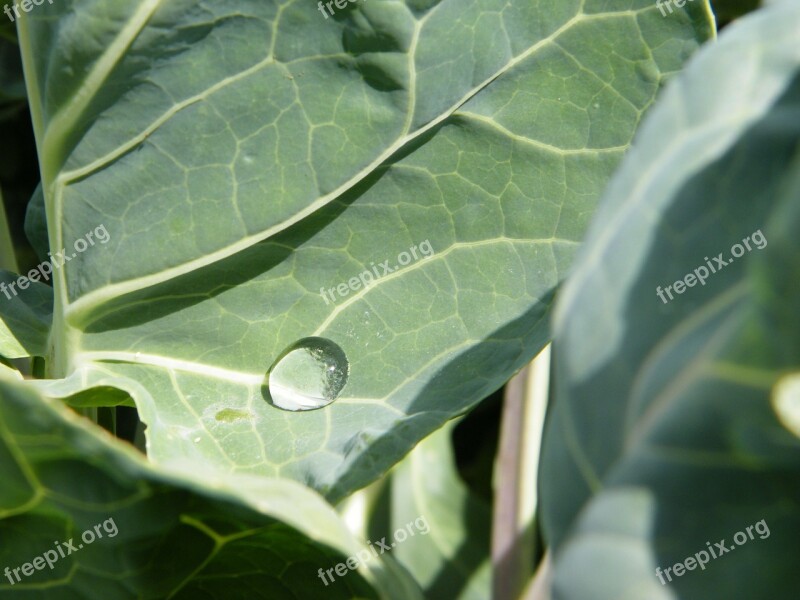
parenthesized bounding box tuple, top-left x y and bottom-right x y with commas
(215, 408, 253, 422)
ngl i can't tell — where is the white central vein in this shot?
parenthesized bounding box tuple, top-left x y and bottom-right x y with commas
(78, 351, 264, 385)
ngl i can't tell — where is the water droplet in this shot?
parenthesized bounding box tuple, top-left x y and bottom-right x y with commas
(636, 61, 660, 84)
(266, 337, 349, 411)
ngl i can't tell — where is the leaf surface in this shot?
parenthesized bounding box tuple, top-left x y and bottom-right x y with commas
(0, 372, 420, 599)
(366, 420, 492, 600)
(0, 270, 52, 359)
(540, 3, 800, 597)
(18, 0, 712, 499)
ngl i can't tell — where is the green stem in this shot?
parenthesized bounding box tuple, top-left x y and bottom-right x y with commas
(521, 552, 552, 600)
(0, 189, 32, 378)
(15, 16, 72, 381)
(492, 344, 551, 600)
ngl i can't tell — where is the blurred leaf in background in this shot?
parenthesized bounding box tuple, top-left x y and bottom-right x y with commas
(540, 2, 800, 598)
(0, 18, 37, 274)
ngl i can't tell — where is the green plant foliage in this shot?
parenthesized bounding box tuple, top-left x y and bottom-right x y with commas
(0, 1, 726, 597)
(0, 372, 420, 599)
(540, 2, 800, 598)
(367, 421, 492, 600)
(0, 269, 51, 359)
(5, 0, 713, 504)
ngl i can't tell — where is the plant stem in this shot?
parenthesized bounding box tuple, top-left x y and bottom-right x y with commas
(522, 552, 552, 600)
(492, 344, 551, 600)
(0, 188, 33, 377)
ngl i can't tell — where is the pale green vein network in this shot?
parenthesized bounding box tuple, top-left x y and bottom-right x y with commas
(0, 375, 416, 598)
(62, 7, 649, 323)
(313, 237, 574, 335)
(0, 416, 43, 518)
(71, 235, 570, 386)
(624, 284, 749, 450)
(458, 112, 630, 156)
(11, 0, 715, 501)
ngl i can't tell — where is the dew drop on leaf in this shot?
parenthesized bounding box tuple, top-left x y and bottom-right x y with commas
(635, 61, 660, 84)
(266, 337, 349, 411)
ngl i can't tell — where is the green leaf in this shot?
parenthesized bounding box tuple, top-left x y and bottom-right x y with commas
(540, 2, 800, 598)
(17, 0, 712, 500)
(23, 183, 48, 262)
(366, 421, 492, 600)
(0, 360, 23, 379)
(0, 270, 52, 358)
(0, 371, 421, 599)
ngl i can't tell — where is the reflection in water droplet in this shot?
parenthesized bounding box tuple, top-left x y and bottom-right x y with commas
(267, 337, 349, 411)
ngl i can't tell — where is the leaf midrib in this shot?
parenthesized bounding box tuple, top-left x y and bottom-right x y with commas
(63, 8, 637, 322)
